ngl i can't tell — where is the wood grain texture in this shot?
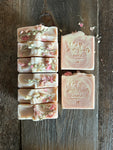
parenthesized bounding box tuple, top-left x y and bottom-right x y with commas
(0, 0, 112, 150)
(0, 0, 20, 150)
(98, 0, 113, 150)
(21, 0, 99, 150)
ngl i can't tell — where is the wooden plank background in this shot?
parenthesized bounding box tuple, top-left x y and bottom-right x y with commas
(21, 1, 98, 150)
(98, 0, 113, 150)
(0, 0, 112, 150)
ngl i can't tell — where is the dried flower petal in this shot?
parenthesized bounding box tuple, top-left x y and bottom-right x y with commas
(49, 104, 55, 110)
(41, 38, 47, 42)
(46, 112, 54, 117)
(34, 64, 37, 68)
(59, 29, 62, 32)
(21, 35, 29, 41)
(28, 63, 31, 66)
(50, 77, 53, 83)
(28, 79, 33, 83)
(20, 63, 25, 67)
(78, 22, 84, 27)
(27, 32, 31, 36)
(37, 25, 42, 31)
(43, 99, 46, 103)
(47, 65, 52, 70)
(51, 52, 54, 55)
(90, 26, 96, 31)
(20, 30, 24, 34)
(64, 72, 72, 76)
(33, 31, 36, 35)
(31, 65, 33, 68)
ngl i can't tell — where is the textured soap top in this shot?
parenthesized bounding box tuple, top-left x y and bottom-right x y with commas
(17, 57, 58, 72)
(18, 41, 58, 57)
(18, 88, 58, 104)
(18, 73, 58, 88)
(61, 31, 95, 70)
(62, 73, 95, 109)
(17, 24, 58, 42)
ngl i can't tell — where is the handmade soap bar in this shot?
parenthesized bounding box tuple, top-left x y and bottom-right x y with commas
(17, 24, 58, 42)
(18, 73, 58, 88)
(18, 41, 58, 57)
(61, 31, 95, 70)
(18, 103, 58, 121)
(17, 57, 58, 72)
(62, 73, 95, 109)
(18, 87, 58, 104)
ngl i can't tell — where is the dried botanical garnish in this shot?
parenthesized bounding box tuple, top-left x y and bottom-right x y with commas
(27, 75, 55, 87)
(20, 41, 56, 57)
(26, 58, 56, 71)
(33, 102, 57, 120)
(90, 26, 96, 31)
(78, 22, 84, 27)
(19, 27, 48, 41)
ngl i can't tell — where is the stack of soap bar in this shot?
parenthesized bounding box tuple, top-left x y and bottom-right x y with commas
(62, 73, 95, 109)
(18, 102, 58, 121)
(61, 31, 95, 70)
(18, 41, 58, 57)
(17, 57, 58, 72)
(17, 24, 58, 121)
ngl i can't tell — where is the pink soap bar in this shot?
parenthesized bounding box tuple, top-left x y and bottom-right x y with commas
(17, 41, 58, 57)
(61, 31, 95, 70)
(17, 57, 58, 72)
(62, 73, 95, 109)
(18, 103, 58, 121)
(18, 87, 58, 104)
(17, 24, 58, 42)
(18, 73, 58, 88)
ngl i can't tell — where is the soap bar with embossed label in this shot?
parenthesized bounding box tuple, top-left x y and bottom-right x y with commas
(18, 103, 58, 121)
(61, 31, 95, 70)
(18, 41, 58, 57)
(18, 87, 58, 104)
(62, 73, 95, 109)
(18, 73, 58, 88)
(17, 57, 58, 72)
(17, 24, 58, 42)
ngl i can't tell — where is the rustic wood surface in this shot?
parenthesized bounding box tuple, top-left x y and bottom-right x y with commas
(98, 0, 113, 150)
(21, 1, 98, 150)
(0, 0, 112, 150)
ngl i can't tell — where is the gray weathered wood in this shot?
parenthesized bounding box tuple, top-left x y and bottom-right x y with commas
(98, 0, 113, 150)
(1, 0, 112, 150)
(0, 0, 20, 150)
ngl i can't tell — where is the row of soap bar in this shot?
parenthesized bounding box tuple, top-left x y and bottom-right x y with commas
(17, 25, 58, 121)
(18, 72, 95, 120)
